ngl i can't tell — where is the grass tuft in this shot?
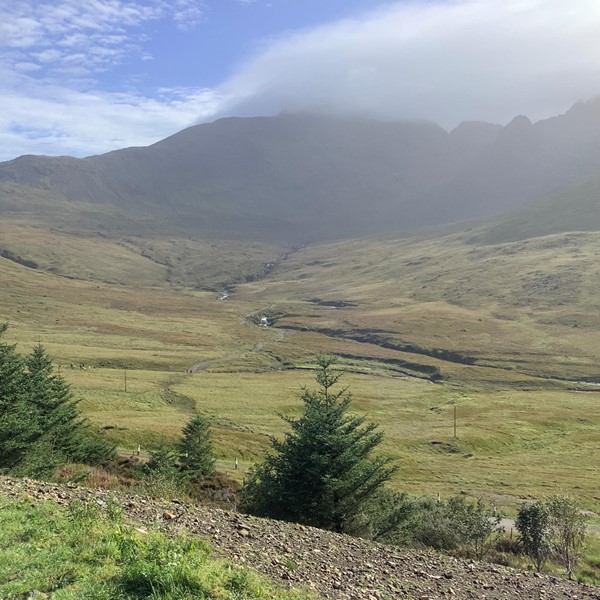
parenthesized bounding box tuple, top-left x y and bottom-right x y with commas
(0, 498, 315, 599)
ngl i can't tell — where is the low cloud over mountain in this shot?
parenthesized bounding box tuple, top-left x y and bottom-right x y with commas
(1, 100, 600, 240)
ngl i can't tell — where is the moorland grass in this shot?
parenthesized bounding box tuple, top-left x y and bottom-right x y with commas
(1, 224, 599, 515)
(171, 371, 600, 512)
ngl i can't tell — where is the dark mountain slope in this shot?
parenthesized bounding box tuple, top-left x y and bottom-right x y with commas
(2, 100, 600, 240)
(0, 115, 466, 239)
(415, 99, 600, 224)
(473, 173, 600, 244)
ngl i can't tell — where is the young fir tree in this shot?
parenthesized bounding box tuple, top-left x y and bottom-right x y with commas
(26, 344, 115, 471)
(240, 355, 397, 533)
(19, 344, 83, 475)
(0, 324, 33, 470)
(178, 415, 215, 479)
(0, 327, 113, 475)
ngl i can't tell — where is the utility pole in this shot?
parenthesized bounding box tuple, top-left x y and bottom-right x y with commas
(453, 404, 457, 439)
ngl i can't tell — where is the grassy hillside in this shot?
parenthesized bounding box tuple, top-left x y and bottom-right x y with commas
(235, 228, 600, 380)
(0, 496, 314, 599)
(1, 210, 599, 513)
(474, 174, 600, 243)
(0, 221, 286, 291)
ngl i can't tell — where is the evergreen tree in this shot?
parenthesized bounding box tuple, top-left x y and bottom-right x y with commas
(0, 324, 34, 469)
(178, 415, 215, 479)
(18, 344, 85, 475)
(27, 345, 80, 438)
(240, 355, 397, 533)
(0, 326, 114, 475)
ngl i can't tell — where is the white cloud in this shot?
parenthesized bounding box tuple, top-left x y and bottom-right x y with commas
(172, 0, 206, 30)
(0, 69, 223, 161)
(3, 0, 600, 162)
(214, 0, 600, 127)
(13, 61, 42, 72)
(0, 0, 212, 160)
(0, 0, 206, 76)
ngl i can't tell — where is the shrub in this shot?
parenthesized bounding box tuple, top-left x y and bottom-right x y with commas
(546, 494, 587, 579)
(415, 495, 501, 559)
(516, 500, 552, 572)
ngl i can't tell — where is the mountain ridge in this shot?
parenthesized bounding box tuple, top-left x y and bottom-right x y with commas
(2, 99, 600, 240)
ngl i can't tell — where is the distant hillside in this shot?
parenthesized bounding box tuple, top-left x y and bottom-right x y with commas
(2, 100, 600, 240)
(472, 174, 600, 244)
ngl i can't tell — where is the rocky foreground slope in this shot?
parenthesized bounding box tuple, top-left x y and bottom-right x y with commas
(1, 476, 599, 600)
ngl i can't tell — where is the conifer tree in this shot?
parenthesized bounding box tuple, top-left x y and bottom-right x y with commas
(19, 344, 83, 474)
(27, 345, 80, 435)
(0, 324, 33, 469)
(178, 415, 215, 479)
(0, 326, 114, 475)
(240, 355, 397, 533)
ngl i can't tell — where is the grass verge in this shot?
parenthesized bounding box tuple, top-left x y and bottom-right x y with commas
(0, 497, 316, 600)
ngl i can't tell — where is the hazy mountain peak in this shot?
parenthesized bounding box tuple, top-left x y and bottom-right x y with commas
(565, 96, 600, 118)
(504, 114, 533, 130)
(1, 105, 600, 241)
(451, 120, 502, 132)
(449, 121, 502, 154)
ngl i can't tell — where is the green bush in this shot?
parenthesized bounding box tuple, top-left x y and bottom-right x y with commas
(414, 495, 501, 559)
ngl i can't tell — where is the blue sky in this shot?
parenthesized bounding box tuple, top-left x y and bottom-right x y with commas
(1, 0, 600, 161)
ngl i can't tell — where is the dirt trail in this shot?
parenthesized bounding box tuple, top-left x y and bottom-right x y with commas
(189, 320, 295, 373)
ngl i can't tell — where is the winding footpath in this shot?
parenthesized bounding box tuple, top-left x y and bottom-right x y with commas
(1, 477, 599, 599)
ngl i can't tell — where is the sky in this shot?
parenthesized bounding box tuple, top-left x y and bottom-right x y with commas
(1, 0, 600, 161)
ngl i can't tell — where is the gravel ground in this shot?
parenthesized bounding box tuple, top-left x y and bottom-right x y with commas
(1, 476, 599, 600)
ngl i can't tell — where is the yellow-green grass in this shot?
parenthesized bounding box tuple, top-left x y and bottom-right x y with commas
(63, 362, 600, 512)
(71, 369, 190, 447)
(0, 495, 316, 599)
(169, 371, 600, 513)
(2, 220, 599, 517)
(0, 221, 285, 289)
(0, 253, 268, 370)
(235, 229, 600, 380)
(0, 222, 168, 286)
